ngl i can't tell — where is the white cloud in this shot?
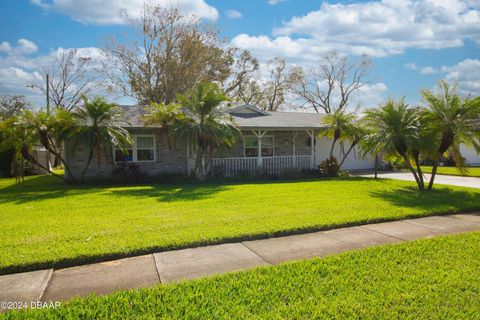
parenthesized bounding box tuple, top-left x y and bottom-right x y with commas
(227, 9, 242, 19)
(0, 40, 105, 106)
(0, 39, 38, 56)
(31, 0, 219, 25)
(419, 66, 438, 74)
(268, 0, 286, 5)
(351, 83, 389, 108)
(403, 59, 480, 96)
(0, 42, 12, 53)
(443, 59, 480, 96)
(404, 62, 418, 71)
(234, 0, 480, 59)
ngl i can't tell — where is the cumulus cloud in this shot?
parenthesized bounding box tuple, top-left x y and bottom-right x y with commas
(0, 39, 105, 105)
(443, 59, 480, 96)
(0, 39, 38, 56)
(226, 9, 242, 19)
(403, 59, 480, 96)
(233, 0, 480, 59)
(31, 0, 219, 25)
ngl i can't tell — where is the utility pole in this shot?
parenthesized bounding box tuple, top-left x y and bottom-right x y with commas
(46, 73, 50, 114)
(374, 154, 378, 179)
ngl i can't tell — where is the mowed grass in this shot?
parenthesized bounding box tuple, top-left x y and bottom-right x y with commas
(421, 166, 480, 177)
(5, 232, 480, 319)
(1, 174, 480, 274)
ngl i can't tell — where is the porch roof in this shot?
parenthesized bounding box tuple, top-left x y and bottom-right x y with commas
(231, 111, 326, 130)
(119, 104, 327, 130)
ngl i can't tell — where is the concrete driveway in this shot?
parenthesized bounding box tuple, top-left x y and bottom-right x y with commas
(358, 172, 480, 189)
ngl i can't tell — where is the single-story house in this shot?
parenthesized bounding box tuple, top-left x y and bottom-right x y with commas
(460, 144, 480, 166)
(64, 104, 375, 179)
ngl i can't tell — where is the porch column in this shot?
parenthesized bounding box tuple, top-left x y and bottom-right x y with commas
(253, 130, 266, 167)
(292, 132, 298, 167)
(306, 129, 315, 169)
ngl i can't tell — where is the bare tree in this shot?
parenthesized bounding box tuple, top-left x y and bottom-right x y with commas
(29, 49, 97, 111)
(291, 51, 373, 113)
(227, 57, 295, 111)
(102, 4, 233, 105)
(0, 95, 29, 120)
(258, 58, 294, 111)
(224, 50, 261, 104)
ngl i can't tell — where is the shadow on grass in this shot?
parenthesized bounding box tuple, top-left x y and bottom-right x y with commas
(107, 184, 231, 202)
(0, 174, 422, 205)
(0, 174, 232, 204)
(369, 186, 480, 211)
(0, 175, 102, 205)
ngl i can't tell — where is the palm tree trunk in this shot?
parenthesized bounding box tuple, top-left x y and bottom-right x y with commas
(194, 147, 204, 179)
(428, 161, 439, 190)
(81, 147, 94, 181)
(413, 152, 425, 189)
(338, 143, 356, 168)
(329, 137, 338, 158)
(402, 154, 424, 190)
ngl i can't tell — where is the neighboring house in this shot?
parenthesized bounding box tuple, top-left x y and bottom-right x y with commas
(64, 104, 375, 179)
(460, 144, 480, 166)
(30, 147, 52, 175)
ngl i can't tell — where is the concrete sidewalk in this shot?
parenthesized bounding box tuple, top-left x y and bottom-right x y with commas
(357, 172, 480, 189)
(1, 213, 479, 310)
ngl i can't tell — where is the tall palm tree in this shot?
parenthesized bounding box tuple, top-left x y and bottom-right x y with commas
(143, 102, 185, 150)
(421, 81, 480, 189)
(75, 96, 132, 181)
(175, 82, 239, 177)
(361, 98, 429, 190)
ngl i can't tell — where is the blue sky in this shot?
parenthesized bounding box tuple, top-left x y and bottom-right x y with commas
(0, 0, 479, 109)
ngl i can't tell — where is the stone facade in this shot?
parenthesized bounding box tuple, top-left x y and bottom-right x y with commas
(65, 128, 189, 179)
(64, 129, 325, 179)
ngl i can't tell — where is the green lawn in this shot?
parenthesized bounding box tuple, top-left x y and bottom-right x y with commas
(421, 166, 480, 177)
(5, 232, 479, 319)
(1, 174, 480, 274)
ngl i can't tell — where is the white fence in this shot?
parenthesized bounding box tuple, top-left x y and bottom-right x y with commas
(212, 155, 312, 177)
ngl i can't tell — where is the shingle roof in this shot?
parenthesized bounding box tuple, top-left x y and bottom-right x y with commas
(119, 104, 326, 130)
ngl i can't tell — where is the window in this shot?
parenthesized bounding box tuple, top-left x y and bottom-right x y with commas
(244, 135, 275, 157)
(115, 135, 155, 162)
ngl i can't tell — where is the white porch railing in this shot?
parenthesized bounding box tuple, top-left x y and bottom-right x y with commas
(212, 157, 258, 177)
(262, 155, 311, 175)
(212, 155, 312, 177)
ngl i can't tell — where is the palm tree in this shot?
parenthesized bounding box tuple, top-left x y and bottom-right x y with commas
(320, 109, 357, 158)
(361, 98, 429, 190)
(175, 82, 239, 177)
(19, 108, 78, 181)
(338, 122, 367, 168)
(143, 102, 185, 150)
(421, 81, 480, 189)
(75, 96, 132, 181)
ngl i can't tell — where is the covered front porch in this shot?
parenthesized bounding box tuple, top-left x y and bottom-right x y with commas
(212, 129, 316, 177)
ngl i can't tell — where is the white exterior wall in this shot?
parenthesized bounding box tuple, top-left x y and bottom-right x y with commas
(315, 136, 375, 170)
(460, 144, 480, 165)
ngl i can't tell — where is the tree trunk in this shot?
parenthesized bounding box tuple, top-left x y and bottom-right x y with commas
(81, 146, 94, 181)
(194, 146, 204, 179)
(329, 137, 338, 158)
(402, 154, 424, 190)
(338, 143, 356, 168)
(413, 152, 425, 189)
(428, 161, 439, 190)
